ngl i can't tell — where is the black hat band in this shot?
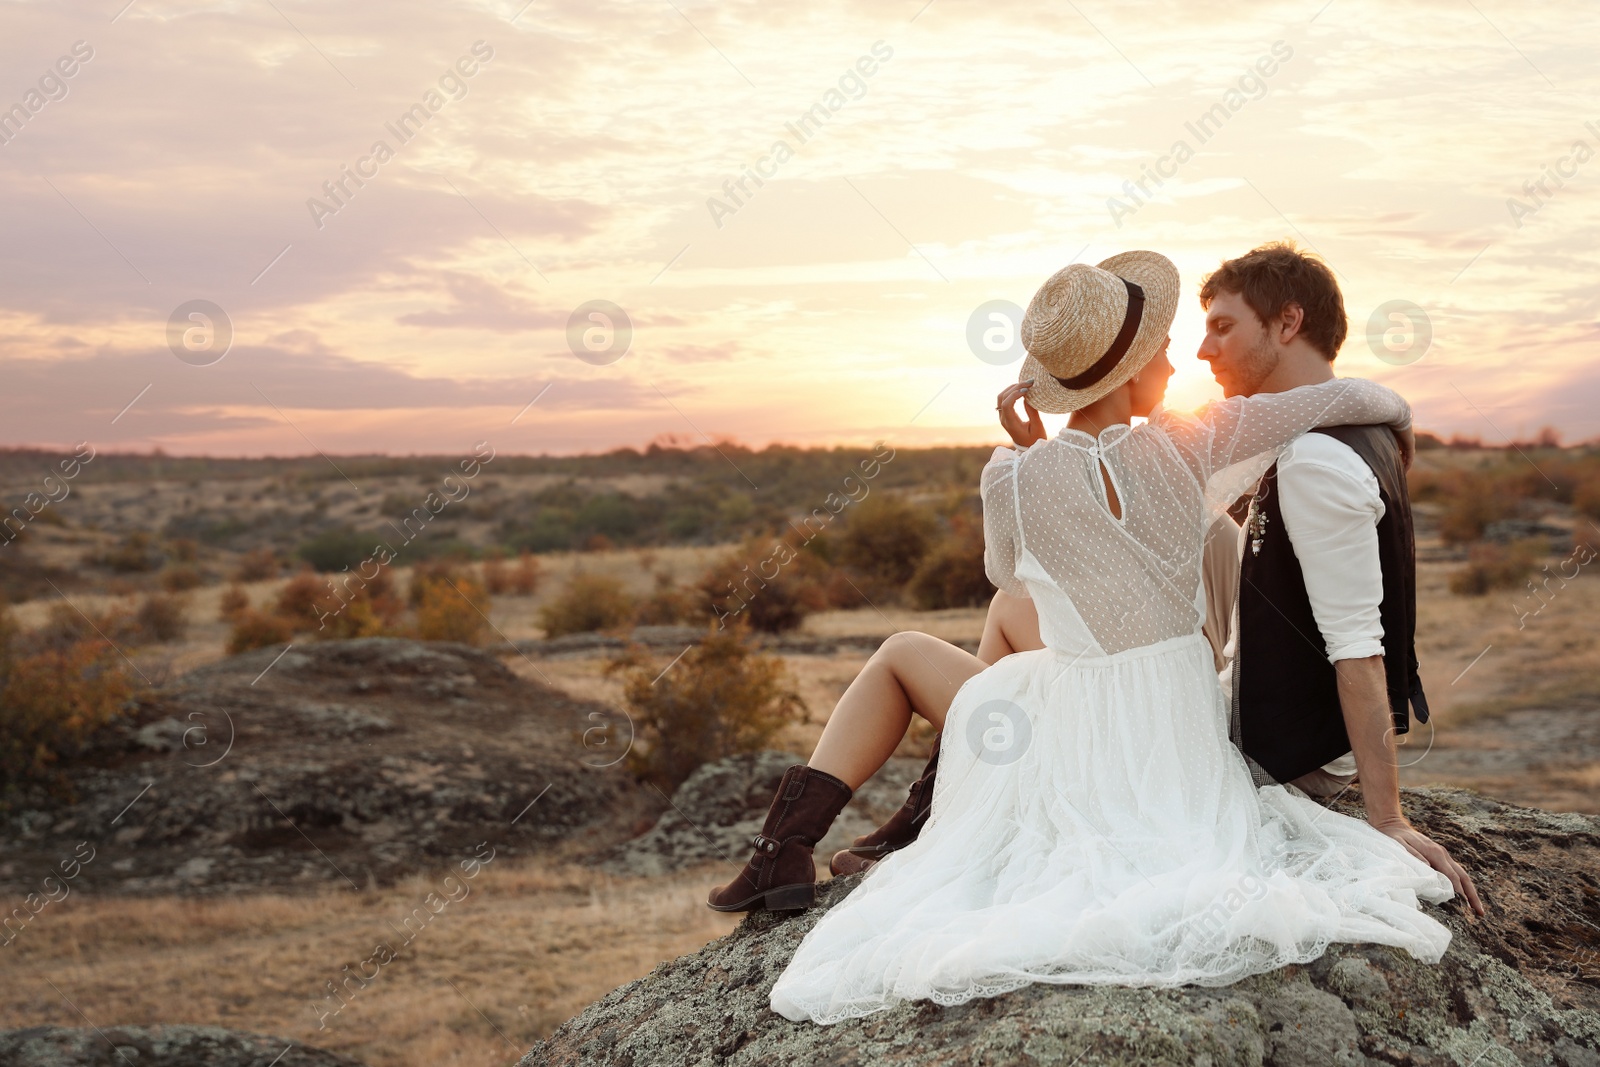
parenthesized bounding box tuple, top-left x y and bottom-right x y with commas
(1051, 277, 1147, 391)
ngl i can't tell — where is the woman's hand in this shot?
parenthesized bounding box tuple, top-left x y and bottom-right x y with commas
(997, 381, 1046, 448)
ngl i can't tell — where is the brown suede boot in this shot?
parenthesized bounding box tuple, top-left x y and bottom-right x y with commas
(706, 764, 854, 913)
(829, 733, 941, 877)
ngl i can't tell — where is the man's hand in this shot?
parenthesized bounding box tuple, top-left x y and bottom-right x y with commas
(1393, 425, 1415, 470)
(1335, 656, 1483, 917)
(1369, 813, 1485, 917)
(997, 381, 1046, 448)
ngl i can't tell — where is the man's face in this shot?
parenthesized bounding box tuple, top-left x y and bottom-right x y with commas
(1198, 289, 1278, 398)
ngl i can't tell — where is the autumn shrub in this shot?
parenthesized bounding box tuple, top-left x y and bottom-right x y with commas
(218, 584, 250, 622)
(413, 573, 490, 645)
(908, 515, 994, 609)
(1575, 478, 1600, 521)
(408, 559, 470, 607)
(275, 570, 335, 631)
(606, 624, 805, 791)
(1449, 540, 1544, 596)
(506, 551, 541, 595)
(160, 564, 204, 592)
(1438, 489, 1517, 545)
(636, 572, 698, 625)
(696, 539, 829, 633)
(227, 609, 294, 654)
(538, 573, 636, 637)
(0, 608, 134, 800)
(481, 553, 509, 595)
(97, 531, 162, 573)
(308, 565, 406, 640)
(234, 548, 282, 582)
(134, 592, 189, 643)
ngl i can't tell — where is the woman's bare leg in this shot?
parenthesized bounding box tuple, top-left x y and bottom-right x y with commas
(808, 632, 986, 790)
(977, 590, 1044, 665)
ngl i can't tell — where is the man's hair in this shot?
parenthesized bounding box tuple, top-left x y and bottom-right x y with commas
(1198, 241, 1347, 360)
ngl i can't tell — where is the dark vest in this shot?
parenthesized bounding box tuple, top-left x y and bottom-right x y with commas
(1231, 424, 1429, 785)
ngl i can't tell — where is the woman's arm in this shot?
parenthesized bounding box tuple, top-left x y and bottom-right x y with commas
(1155, 378, 1411, 486)
(981, 447, 1030, 600)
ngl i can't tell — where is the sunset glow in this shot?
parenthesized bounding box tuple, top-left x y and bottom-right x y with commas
(3, 0, 1596, 456)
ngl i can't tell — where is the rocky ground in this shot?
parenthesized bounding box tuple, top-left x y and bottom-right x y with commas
(1400, 707, 1600, 817)
(0, 638, 654, 896)
(524, 788, 1600, 1067)
(0, 640, 931, 899)
(600, 749, 925, 879)
(7, 638, 1600, 1067)
(0, 1026, 365, 1067)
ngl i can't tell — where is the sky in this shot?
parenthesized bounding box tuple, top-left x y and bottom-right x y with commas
(1, 0, 1596, 459)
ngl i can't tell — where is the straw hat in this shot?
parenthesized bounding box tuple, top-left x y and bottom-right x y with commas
(1017, 250, 1180, 413)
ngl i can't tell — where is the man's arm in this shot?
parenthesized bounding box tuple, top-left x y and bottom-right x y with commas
(1277, 436, 1485, 916)
(1335, 655, 1484, 915)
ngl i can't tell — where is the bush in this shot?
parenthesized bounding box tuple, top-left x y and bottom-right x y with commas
(218, 585, 250, 622)
(908, 517, 993, 609)
(134, 593, 189, 643)
(98, 531, 162, 573)
(697, 539, 829, 633)
(836, 495, 938, 591)
(606, 625, 805, 791)
(227, 609, 294, 654)
(481, 553, 509, 595)
(637, 572, 698, 625)
(408, 559, 469, 607)
(160, 564, 204, 592)
(1576, 478, 1600, 521)
(234, 548, 282, 582)
(298, 565, 405, 640)
(413, 573, 490, 645)
(297, 527, 378, 573)
(505, 551, 541, 595)
(539, 573, 636, 637)
(275, 571, 336, 631)
(1449, 540, 1543, 596)
(0, 610, 134, 799)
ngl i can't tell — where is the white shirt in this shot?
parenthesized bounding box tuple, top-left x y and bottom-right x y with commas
(1221, 432, 1388, 782)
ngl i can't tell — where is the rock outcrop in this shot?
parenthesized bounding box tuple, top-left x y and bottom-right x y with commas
(0, 638, 648, 895)
(523, 788, 1600, 1067)
(0, 1025, 368, 1067)
(603, 750, 926, 878)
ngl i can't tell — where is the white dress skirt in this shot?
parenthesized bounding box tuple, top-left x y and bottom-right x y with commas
(769, 380, 1456, 1026)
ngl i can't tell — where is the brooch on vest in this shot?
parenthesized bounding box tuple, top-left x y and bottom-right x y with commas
(1245, 479, 1272, 557)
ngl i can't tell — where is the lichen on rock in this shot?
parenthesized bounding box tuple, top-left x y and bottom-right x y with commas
(523, 785, 1600, 1067)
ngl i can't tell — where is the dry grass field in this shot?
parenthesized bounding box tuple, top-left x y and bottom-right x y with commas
(1, 849, 739, 1066)
(2, 525, 1596, 1060)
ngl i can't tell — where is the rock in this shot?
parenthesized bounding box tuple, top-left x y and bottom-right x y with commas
(602, 751, 926, 877)
(133, 719, 189, 753)
(503, 629, 979, 660)
(1483, 518, 1572, 550)
(1256, 983, 1363, 1067)
(1325, 957, 1390, 1008)
(523, 788, 1600, 1067)
(0, 638, 653, 896)
(0, 1025, 367, 1067)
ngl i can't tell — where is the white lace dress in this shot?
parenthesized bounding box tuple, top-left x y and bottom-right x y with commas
(769, 378, 1455, 1025)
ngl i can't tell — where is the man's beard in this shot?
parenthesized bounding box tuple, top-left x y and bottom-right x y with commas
(1226, 332, 1280, 397)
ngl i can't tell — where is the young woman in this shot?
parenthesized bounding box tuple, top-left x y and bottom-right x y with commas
(705, 251, 1457, 1024)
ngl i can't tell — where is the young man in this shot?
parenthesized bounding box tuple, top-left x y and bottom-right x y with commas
(838, 242, 1482, 917)
(1194, 242, 1477, 913)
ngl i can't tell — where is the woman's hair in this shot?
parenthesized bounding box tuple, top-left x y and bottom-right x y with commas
(1198, 242, 1347, 360)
